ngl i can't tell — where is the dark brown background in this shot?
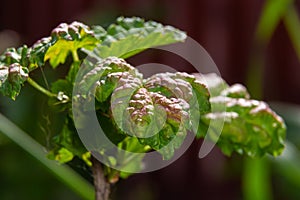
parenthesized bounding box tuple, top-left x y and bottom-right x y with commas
(0, 0, 299, 199)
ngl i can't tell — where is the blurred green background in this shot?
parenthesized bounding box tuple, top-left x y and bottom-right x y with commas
(1, 0, 300, 199)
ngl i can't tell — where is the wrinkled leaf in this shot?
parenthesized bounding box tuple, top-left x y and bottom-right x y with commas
(79, 57, 142, 104)
(196, 73, 286, 157)
(0, 63, 28, 100)
(145, 72, 211, 138)
(115, 85, 190, 160)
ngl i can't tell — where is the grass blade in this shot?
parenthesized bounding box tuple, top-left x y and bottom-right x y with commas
(284, 5, 300, 61)
(0, 113, 94, 200)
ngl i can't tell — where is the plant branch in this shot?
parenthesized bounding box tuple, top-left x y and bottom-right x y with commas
(91, 156, 110, 200)
(27, 77, 57, 98)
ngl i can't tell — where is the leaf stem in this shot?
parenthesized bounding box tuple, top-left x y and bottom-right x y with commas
(72, 50, 80, 62)
(67, 50, 81, 82)
(27, 77, 57, 98)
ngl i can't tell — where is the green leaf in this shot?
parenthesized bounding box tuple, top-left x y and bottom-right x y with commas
(45, 21, 99, 68)
(48, 79, 72, 112)
(54, 147, 74, 164)
(0, 46, 31, 67)
(97, 113, 126, 146)
(51, 79, 73, 97)
(50, 117, 88, 164)
(93, 16, 187, 59)
(117, 137, 149, 178)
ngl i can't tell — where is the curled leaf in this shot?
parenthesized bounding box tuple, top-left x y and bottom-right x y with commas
(45, 21, 99, 68)
(29, 37, 54, 70)
(196, 73, 286, 157)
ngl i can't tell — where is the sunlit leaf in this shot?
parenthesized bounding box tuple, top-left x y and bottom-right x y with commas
(93, 16, 187, 59)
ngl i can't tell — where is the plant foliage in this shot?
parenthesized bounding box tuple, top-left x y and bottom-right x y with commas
(0, 17, 286, 182)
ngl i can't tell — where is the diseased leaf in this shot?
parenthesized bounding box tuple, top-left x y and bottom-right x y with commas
(0, 48, 21, 64)
(0, 46, 31, 67)
(145, 72, 211, 138)
(117, 86, 190, 160)
(79, 57, 142, 104)
(203, 97, 286, 157)
(92, 16, 187, 59)
(124, 88, 157, 136)
(0, 17, 287, 182)
(144, 72, 194, 100)
(0, 46, 31, 100)
(29, 37, 54, 70)
(146, 92, 189, 159)
(110, 72, 143, 129)
(195, 73, 286, 157)
(45, 21, 99, 68)
(170, 73, 211, 131)
(220, 84, 250, 99)
(0, 63, 28, 100)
